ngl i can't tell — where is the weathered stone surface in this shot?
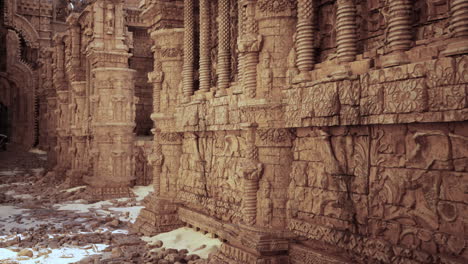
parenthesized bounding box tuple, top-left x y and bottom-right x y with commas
(1, 0, 467, 263)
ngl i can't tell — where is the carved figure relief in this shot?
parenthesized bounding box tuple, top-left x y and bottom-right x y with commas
(105, 3, 115, 34)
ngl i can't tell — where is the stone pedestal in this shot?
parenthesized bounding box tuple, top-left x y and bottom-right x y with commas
(133, 196, 184, 236)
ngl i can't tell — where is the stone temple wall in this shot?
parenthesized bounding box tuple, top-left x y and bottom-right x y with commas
(133, 0, 467, 263)
(40, 0, 467, 263)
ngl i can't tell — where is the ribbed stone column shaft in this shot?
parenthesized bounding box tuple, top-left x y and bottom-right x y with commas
(387, 0, 413, 53)
(216, 0, 230, 96)
(199, 0, 211, 93)
(336, 0, 357, 63)
(183, 0, 194, 101)
(296, 0, 315, 72)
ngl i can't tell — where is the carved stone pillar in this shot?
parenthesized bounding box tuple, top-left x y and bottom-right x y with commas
(54, 42, 65, 89)
(240, 123, 262, 226)
(183, 0, 195, 102)
(149, 60, 164, 113)
(199, 0, 211, 94)
(216, 0, 230, 97)
(149, 29, 184, 112)
(238, 1, 262, 98)
(68, 81, 87, 187)
(382, 0, 412, 67)
(443, 0, 468, 56)
(237, 1, 245, 87)
(46, 97, 57, 169)
(133, 131, 184, 236)
(210, 124, 291, 263)
(148, 129, 163, 197)
(85, 67, 136, 199)
(294, 0, 316, 83)
(82, 0, 136, 200)
(336, 0, 357, 63)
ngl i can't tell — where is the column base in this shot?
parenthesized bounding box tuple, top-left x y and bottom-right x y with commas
(442, 38, 468, 57)
(132, 195, 184, 236)
(329, 64, 352, 79)
(292, 71, 312, 84)
(381, 51, 410, 68)
(215, 89, 228, 97)
(63, 169, 85, 188)
(86, 186, 135, 200)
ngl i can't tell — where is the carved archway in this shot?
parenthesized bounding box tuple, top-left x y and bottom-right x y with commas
(6, 29, 36, 148)
(3, 0, 40, 48)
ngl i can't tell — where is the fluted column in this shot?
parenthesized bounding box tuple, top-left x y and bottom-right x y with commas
(240, 123, 263, 226)
(148, 129, 163, 196)
(238, 1, 262, 98)
(336, 0, 357, 63)
(443, 0, 468, 56)
(199, 0, 211, 93)
(294, 0, 315, 83)
(216, 0, 230, 97)
(183, 0, 194, 102)
(237, 2, 245, 86)
(382, 0, 412, 67)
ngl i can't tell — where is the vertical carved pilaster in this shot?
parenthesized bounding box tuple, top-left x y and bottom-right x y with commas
(183, 0, 194, 102)
(382, 0, 412, 67)
(199, 0, 211, 93)
(149, 60, 164, 113)
(54, 39, 65, 90)
(148, 129, 163, 196)
(238, 1, 262, 98)
(443, 0, 468, 56)
(294, 0, 315, 82)
(336, 0, 357, 63)
(216, 0, 230, 97)
(240, 123, 263, 226)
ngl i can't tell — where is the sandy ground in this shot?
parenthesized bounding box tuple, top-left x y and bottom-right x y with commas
(0, 147, 220, 264)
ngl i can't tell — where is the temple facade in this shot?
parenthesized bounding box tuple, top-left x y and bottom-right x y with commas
(1, 0, 467, 263)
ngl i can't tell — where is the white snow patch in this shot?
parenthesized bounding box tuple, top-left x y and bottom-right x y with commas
(0, 244, 108, 263)
(132, 185, 153, 201)
(0, 168, 24, 176)
(55, 200, 113, 213)
(108, 206, 144, 223)
(61, 185, 87, 193)
(0, 205, 27, 218)
(143, 227, 222, 259)
(29, 148, 47, 155)
(0, 248, 17, 259)
(31, 168, 45, 176)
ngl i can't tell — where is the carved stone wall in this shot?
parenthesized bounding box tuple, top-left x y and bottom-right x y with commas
(288, 123, 468, 263)
(133, 1, 467, 263)
(15, 0, 467, 263)
(177, 131, 244, 224)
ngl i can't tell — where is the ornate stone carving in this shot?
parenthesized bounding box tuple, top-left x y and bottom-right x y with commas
(182, 0, 194, 102)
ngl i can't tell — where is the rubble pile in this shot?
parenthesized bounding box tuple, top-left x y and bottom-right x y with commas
(0, 148, 216, 264)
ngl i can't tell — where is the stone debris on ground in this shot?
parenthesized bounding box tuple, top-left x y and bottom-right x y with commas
(0, 148, 217, 264)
